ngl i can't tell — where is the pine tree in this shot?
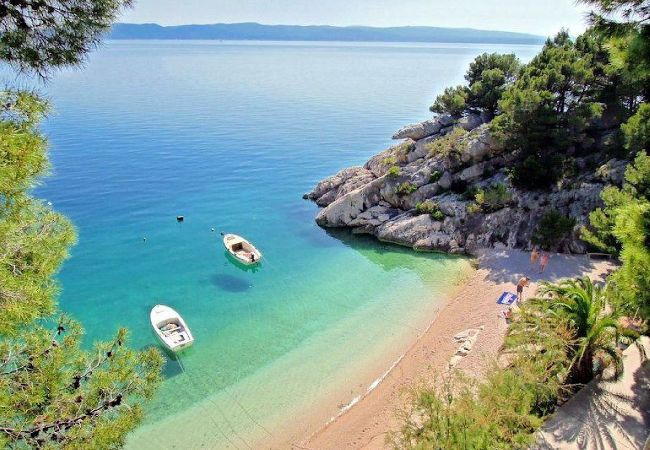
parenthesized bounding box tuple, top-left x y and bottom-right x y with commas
(1, 2, 164, 448)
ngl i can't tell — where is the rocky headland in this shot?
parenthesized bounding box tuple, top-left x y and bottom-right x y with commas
(305, 114, 627, 254)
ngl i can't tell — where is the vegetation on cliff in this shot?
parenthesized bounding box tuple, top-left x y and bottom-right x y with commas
(0, 1, 163, 448)
(392, 0, 649, 447)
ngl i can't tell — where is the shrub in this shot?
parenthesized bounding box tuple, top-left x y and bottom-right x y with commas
(532, 209, 576, 249)
(398, 141, 416, 155)
(461, 185, 479, 201)
(429, 170, 442, 183)
(509, 155, 563, 190)
(391, 299, 573, 450)
(415, 200, 446, 221)
(426, 127, 468, 158)
(467, 183, 512, 213)
(386, 165, 401, 178)
(396, 182, 418, 196)
(382, 156, 397, 166)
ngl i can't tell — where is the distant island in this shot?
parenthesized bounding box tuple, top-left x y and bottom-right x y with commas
(108, 22, 546, 45)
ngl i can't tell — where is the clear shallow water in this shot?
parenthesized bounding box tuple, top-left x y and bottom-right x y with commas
(28, 40, 540, 448)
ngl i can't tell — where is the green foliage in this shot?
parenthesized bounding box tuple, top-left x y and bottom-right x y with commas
(428, 170, 442, 183)
(429, 52, 520, 117)
(461, 185, 479, 201)
(621, 102, 650, 155)
(0, 92, 76, 335)
(537, 277, 626, 383)
(429, 85, 467, 116)
(0, 320, 163, 448)
(0, 90, 49, 202)
(415, 200, 445, 221)
(532, 210, 577, 250)
(0, 91, 164, 448)
(509, 155, 564, 190)
(492, 31, 609, 190)
(465, 53, 520, 116)
(386, 165, 401, 178)
(0, 2, 166, 441)
(396, 182, 418, 196)
(583, 152, 650, 318)
(580, 0, 650, 103)
(382, 156, 397, 166)
(426, 127, 468, 158)
(0, 0, 133, 77)
(467, 183, 512, 213)
(393, 275, 634, 449)
(393, 299, 573, 449)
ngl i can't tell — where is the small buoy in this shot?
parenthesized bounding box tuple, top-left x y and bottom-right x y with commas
(176, 216, 184, 223)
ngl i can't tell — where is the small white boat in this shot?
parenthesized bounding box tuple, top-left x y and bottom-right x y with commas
(223, 233, 262, 265)
(150, 305, 194, 352)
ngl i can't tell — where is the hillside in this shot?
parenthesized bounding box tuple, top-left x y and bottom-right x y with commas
(108, 22, 545, 45)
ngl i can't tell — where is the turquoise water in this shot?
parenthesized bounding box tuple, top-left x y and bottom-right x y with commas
(30, 40, 540, 448)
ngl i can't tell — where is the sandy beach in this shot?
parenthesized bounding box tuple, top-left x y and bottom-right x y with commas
(297, 248, 617, 450)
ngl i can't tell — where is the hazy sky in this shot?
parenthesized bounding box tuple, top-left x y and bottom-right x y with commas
(120, 0, 592, 36)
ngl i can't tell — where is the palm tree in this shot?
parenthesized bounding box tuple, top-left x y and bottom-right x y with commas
(538, 277, 623, 384)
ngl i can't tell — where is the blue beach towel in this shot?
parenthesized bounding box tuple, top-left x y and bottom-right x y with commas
(497, 292, 517, 305)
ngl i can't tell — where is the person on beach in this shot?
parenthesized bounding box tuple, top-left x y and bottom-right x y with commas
(530, 247, 540, 266)
(539, 252, 550, 273)
(516, 277, 530, 302)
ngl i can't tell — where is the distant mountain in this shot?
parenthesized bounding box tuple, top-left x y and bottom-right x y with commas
(108, 23, 545, 45)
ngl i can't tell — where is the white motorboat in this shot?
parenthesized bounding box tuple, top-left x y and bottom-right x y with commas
(150, 305, 194, 352)
(222, 233, 262, 265)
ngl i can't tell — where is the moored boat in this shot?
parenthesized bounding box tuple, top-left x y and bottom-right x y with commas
(222, 233, 262, 265)
(150, 305, 194, 352)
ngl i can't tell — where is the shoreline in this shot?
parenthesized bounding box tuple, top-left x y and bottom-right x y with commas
(298, 248, 617, 450)
(298, 269, 472, 446)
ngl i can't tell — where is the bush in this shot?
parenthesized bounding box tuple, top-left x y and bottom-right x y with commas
(426, 127, 468, 158)
(396, 182, 418, 196)
(461, 185, 479, 201)
(382, 156, 397, 166)
(509, 155, 563, 190)
(391, 300, 572, 450)
(415, 200, 446, 221)
(532, 210, 576, 249)
(399, 141, 416, 154)
(429, 170, 442, 183)
(467, 183, 512, 213)
(386, 165, 401, 178)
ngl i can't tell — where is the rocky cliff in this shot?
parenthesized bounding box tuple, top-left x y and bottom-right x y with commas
(305, 114, 627, 254)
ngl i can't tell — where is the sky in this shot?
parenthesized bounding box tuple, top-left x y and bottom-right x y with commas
(119, 0, 592, 37)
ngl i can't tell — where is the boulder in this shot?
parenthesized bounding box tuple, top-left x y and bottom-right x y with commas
(306, 167, 376, 207)
(459, 113, 483, 131)
(315, 178, 384, 227)
(392, 119, 442, 141)
(438, 171, 453, 190)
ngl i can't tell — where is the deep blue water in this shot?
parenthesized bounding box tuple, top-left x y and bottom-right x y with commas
(24, 40, 540, 447)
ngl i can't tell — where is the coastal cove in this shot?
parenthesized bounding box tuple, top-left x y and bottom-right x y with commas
(33, 40, 541, 447)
